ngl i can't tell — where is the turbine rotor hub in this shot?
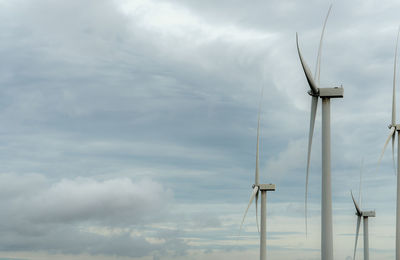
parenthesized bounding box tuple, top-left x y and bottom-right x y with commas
(307, 90, 319, 97)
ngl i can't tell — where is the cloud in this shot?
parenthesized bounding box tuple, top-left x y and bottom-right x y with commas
(32, 178, 171, 224)
(0, 173, 188, 257)
(265, 139, 308, 177)
(0, 174, 172, 225)
(0, 0, 399, 259)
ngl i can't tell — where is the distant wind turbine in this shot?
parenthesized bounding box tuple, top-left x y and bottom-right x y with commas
(379, 26, 400, 260)
(351, 160, 376, 260)
(240, 90, 276, 260)
(296, 5, 344, 260)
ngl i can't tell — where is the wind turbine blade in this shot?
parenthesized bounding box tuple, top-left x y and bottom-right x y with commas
(379, 127, 396, 164)
(392, 26, 400, 126)
(315, 4, 332, 84)
(255, 89, 263, 186)
(305, 95, 318, 235)
(351, 190, 362, 216)
(391, 27, 400, 175)
(240, 186, 259, 233)
(358, 158, 363, 208)
(353, 215, 361, 260)
(296, 33, 319, 94)
(393, 132, 396, 175)
(255, 192, 260, 233)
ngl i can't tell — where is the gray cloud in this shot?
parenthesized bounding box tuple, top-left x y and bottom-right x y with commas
(0, 173, 188, 257)
(0, 0, 399, 259)
(0, 174, 172, 225)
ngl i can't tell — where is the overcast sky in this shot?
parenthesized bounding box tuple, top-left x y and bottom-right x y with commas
(0, 0, 400, 259)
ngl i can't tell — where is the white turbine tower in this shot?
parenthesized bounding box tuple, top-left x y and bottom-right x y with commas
(379, 26, 400, 260)
(351, 161, 376, 260)
(240, 92, 276, 260)
(296, 6, 343, 260)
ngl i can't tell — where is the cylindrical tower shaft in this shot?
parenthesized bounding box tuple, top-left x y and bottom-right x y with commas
(397, 132, 400, 260)
(363, 217, 369, 260)
(260, 190, 267, 260)
(322, 98, 333, 260)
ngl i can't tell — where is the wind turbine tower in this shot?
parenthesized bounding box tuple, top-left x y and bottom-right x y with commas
(351, 161, 376, 260)
(351, 192, 376, 260)
(379, 27, 400, 260)
(240, 92, 276, 260)
(296, 6, 344, 260)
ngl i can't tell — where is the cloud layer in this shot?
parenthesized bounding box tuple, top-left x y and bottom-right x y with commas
(0, 174, 184, 257)
(0, 0, 400, 259)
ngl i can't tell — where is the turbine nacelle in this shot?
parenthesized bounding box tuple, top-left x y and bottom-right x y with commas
(307, 87, 344, 98)
(256, 183, 276, 191)
(388, 124, 400, 129)
(354, 210, 376, 218)
(361, 210, 376, 218)
(318, 87, 344, 98)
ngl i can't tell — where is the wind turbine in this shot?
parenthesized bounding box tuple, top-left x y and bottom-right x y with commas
(379, 26, 400, 260)
(240, 91, 276, 260)
(296, 5, 343, 260)
(351, 161, 376, 260)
